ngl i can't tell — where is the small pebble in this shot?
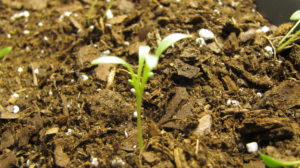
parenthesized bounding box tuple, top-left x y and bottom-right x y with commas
(133, 111, 137, 118)
(23, 30, 30, 35)
(89, 25, 95, 30)
(101, 50, 111, 55)
(33, 68, 39, 74)
(111, 158, 126, 167)
(17, 67, 23, 72)
(12, 105, 20, 114)
(130, 88, 135, 94)
(66, 128, 72, 136)
(217, 0, 223, 5)
(64, 11, 72, 17)
(11, 11, 30, 20)
(256, 92, 263, 98)
(246, 142, 258, 153)
(226, 99, 240, 106)
(106, 9, 114, 19)
(264, 46, 274, 58)
(198, 29, 215, 40)
(43, 36, 49, 41)
(48, 90, 53, 96)
(214, 9, 221, 14)
(38, 22, 43, 27)
(91, 157, 99, 167)
(124, 130, 128, 138)
(256, 26, 270, 33)
(11, 93, 19, 98)
(81, 74, 89, 81)
(7, 34, 11, 39)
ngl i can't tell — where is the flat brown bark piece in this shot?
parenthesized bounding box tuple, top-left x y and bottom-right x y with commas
(254, 80, 300, 110)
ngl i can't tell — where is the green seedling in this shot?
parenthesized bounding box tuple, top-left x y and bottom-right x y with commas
(0, 47, 12, 59)
(87, 0, 99, 24)
(277, 10, 300, 52)
(92, 33, 191, 152)
(259, 152, 300, 168)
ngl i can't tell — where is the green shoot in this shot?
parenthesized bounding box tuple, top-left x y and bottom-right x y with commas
(87, 0, 99, 24)
(259, 152, 300, 168)
(92, 33, 191, 152)
(0, 47, 12, 59)
(277, 10, 300, 52)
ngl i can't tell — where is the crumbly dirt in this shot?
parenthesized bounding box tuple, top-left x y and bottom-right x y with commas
(0, 0, 299, 167)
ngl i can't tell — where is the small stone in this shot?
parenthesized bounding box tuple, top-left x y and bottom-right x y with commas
(66, 128, 72, 136)
(226, 99, 240, 106)
(81, 74, 89, 81)
(7, 34, 11, 39)
(91, 157, 99, 167)
(133, 111, 137, 118)
(11, 11, 30, 20)
(106, 9, 114, 19)
(43, 36, 49, 41)
(264, 46, 273, 58)
(23, 30, 30, 35)
(11, 93, 19, 98)
(130, 88, 135, 94)
(111, 157, 126, 167)
(17, 67, 23, 72)
(246, 142, 258, 153)
(256, 26, 270, 33)
(256, 92, 263, 98)
(89, 25, 95, 30)
(64, 11, 72, 16)
(38, 22, 43, 27)
(198, 29, 215, 40)
(12, 105, 20, 114)
(193, 115, 212, 137)
(33, 68, 39, 74)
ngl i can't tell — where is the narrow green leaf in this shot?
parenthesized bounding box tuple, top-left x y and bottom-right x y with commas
(137, 45, 150, 79)
(259, 152, 300, 168)
(138, 45, 151, 60)
(290, 10, 300, 20)
(91, 56, 127, 65)
(155, 33, 191, 57)
(145, 54, 158, 70)
(0, 47, 13, 58)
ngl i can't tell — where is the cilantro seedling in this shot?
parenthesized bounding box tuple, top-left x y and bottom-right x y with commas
(91, 33, 191, 152)
(259, 152, 300, 168)
(277, 10, 300, 52)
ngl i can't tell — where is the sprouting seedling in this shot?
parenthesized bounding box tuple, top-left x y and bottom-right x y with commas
(91, 33, 191, 152)
(87, 0, 99, 24)
(277, 10, 300, 52)
(259, 152, 300, 168)
(0, 47, 12, 59)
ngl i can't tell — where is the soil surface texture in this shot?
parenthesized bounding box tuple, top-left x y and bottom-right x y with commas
(0, 0, 299, 167)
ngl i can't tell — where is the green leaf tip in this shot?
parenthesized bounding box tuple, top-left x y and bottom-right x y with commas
(155, 33, 192, 57)
(91, 56, 127, 65)
(259, 152, 300, 168)
(290, 10, 300, 20)
(0, 47, 13, 58)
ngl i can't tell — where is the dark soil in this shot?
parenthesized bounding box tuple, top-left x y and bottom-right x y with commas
(0, 0, 299, 167)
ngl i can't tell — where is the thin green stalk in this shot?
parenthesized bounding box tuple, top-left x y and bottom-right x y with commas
(87, 0, 99, 24)
(277, 20, 300, 46)
(277, 29, 300, 52)
(135, 88, 144, 151)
